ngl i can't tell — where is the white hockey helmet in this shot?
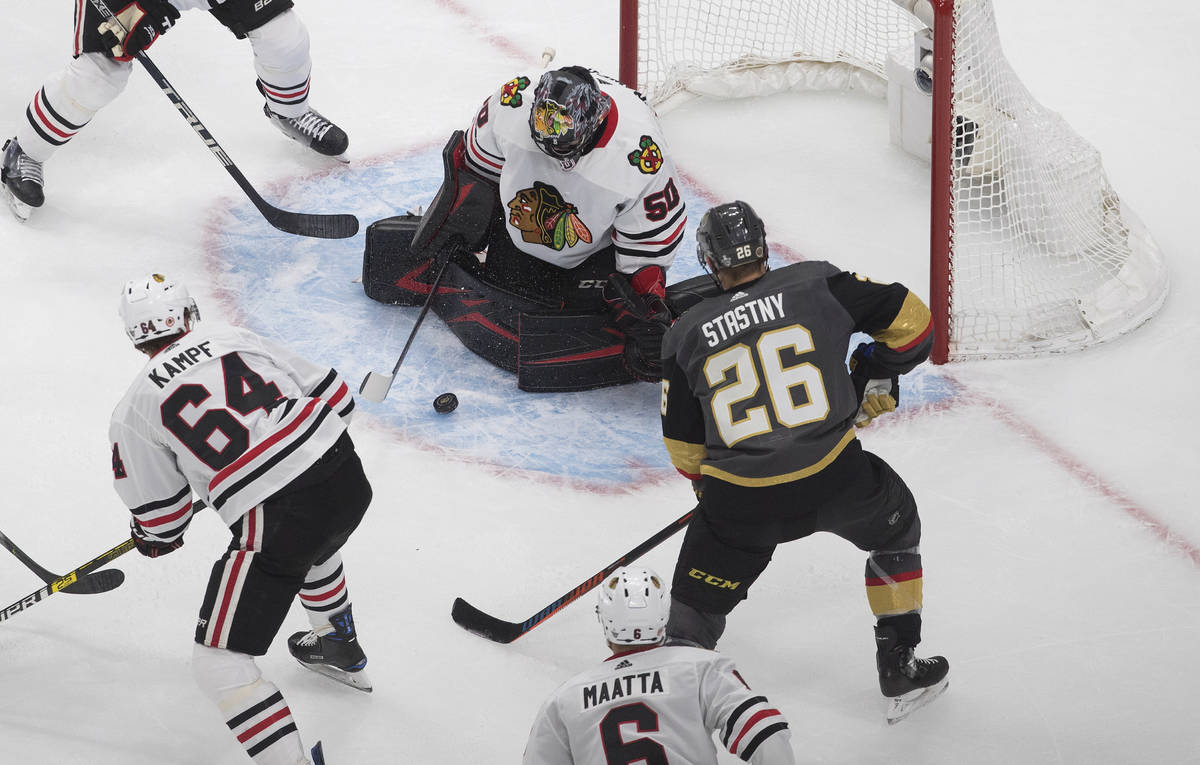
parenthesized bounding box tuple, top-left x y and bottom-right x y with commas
(118, 273, 199, 346)
(596, 566, 670, 646)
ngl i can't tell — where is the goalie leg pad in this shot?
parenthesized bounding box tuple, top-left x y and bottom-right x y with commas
(430, 262, 547, 372)
(517, 311, 634, 392)
(362, 213, 436, 306)
(411, 130, 498, 257)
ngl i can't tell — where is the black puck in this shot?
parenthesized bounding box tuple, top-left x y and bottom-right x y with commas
(433, 392, 459, 414)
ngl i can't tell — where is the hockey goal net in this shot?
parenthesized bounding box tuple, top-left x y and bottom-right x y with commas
(619, 0, 1168, 362)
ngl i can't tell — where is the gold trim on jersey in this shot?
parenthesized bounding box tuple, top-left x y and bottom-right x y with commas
(699, 427, 857, 487)
(875, 293, 932, 352)
(663, 437, 707, 477)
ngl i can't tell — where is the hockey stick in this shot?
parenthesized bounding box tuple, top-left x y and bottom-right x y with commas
(358, 243, 460, 403)
(451, 507, 695, 643)
(0, 538, 136, 623)
(0, 530, 125, 595)
(84, 0, 359, 240)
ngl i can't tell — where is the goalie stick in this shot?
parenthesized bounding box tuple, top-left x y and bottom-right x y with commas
(84, 0, 359, 240)
(0, 538, 136, 623)
(0, 530, 125, 595)
(451, 507, 694, 643)
(359, 243, 461, 402)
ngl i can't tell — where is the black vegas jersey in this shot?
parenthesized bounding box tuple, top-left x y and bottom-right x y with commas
(660, 262, 932, 486)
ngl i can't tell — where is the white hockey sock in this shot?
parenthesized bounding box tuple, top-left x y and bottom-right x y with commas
(300, 552, 351, 629)
(248, 10, 313, 119)
(192, 645, 310, 765)
(16, 53, 131, 163)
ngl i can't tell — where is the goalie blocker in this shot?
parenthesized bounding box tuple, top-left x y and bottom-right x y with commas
(361, 213, 718, 392)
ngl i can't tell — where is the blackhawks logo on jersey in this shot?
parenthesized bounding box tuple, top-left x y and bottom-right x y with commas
(507, 181, 593, 251)
(627, 134, 663, 174)
(500, 76, 531, 107)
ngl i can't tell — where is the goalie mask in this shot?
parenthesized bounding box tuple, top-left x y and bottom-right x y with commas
(528, 66, 611, 164)
(596, 567, 669, 646)
(119, 273, 199, 347)
(696, 200, 769, 282)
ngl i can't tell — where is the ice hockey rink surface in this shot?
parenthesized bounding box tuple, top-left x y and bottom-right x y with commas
(1, 1, 1197, 762)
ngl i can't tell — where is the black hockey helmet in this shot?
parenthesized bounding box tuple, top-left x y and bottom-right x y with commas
(696, 201, 769, 279)
(528, 66, 611, 163)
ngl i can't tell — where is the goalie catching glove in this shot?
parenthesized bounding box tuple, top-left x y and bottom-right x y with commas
(849, 342, 899, 427)
(98, 1, 180, 61)
(603, 265, 672, 382)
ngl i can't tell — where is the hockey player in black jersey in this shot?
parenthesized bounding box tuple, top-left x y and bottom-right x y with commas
(659, 201, 949, 724)
(2, 0, 348, 221)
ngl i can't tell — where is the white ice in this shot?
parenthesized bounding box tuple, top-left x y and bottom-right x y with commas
(2, 1, 1198, 763)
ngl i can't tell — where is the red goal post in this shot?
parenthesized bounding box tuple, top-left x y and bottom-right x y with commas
(619, 0, 1168, 363)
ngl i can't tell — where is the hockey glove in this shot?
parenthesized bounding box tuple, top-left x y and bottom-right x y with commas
(603, 266, 672, 382)
(98, 1, 180, 61)
(849, 342, 899, 427)
(131, 527, 184, 559)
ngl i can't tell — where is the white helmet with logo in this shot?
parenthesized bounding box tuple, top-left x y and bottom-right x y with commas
(118, 273, 200, 346)
(596, 566, 670, 646)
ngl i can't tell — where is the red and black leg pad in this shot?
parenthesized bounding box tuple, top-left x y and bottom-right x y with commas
(517, 311, 635, 392)
(361, 212, 437, 306)
(411, 130, 498, 258)
(428, 263, 545, 373)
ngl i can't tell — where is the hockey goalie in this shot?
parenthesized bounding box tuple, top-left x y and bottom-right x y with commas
(361, 65, 713, 393)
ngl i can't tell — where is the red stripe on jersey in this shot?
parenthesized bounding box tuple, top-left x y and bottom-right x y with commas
(593, 95, 618, 149)
(299, 578, 346, 603)
(467, 126, 503, 171)
(210, 400, 322, 492)
(325, 382, 349, 409)
(137, 500, 192, 528)
(236, 706, 293, 743)
(209, 551, 248, 645)
(730, 708, 783, 754)
(893, 320, 933, 353)
(244, 507, 259, 552)
(619, 219, 686, 249)
(865, 569, 923, 587)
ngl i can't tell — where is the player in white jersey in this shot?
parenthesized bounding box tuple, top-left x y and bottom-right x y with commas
(109, 274, 372, 765)
(2, 0, 348, 221)
(379, 66, 686, 381)
(523, 567, 795, 765)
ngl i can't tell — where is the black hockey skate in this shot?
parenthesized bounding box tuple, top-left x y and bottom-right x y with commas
(263, 105, 349, 160)
(288, 606, 372, 692)
(2, 137, 44, 221)
(875, 624, 949, 724)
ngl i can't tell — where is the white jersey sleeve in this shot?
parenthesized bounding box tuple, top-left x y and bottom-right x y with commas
(522, 693, 575, 765)
(462, 71, 686, 274)
(700, 655, 796, 764)
(109, 323, 351, 532)
(522, 644, 793, 765)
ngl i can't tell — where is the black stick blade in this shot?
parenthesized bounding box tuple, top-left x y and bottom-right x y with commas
(451, 598, 525, 644)
(60, 568, 126, 595)
(261, 207, 360, 240)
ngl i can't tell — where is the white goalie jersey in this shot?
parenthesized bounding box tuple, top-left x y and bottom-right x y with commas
(523, 644, 795, 765)
(463, 70, 687, 275)
(109, 323, 355, 539)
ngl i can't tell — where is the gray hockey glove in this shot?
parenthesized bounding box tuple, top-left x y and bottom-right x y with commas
(849, 342, 899, 427)
(98, 1, 180, 62)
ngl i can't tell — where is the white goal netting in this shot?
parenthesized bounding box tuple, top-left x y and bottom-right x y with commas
(630, 0, 1168, 360)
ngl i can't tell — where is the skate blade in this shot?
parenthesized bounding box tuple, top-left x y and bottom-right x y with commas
(294, 658, 373, 692)
(3, 188, 32, 221)
(885, 676, 949, 724)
